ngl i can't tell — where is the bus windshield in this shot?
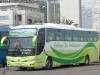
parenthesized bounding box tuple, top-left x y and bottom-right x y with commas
(7, 28, 37, 56)
(9, 28, 37, 37)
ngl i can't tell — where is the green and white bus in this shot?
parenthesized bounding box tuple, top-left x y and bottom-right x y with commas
(1, 23, 99, 70)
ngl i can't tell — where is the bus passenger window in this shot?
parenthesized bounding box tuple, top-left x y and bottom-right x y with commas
(46, 28, 55, 41)
(87, 31, 93, 42)
(80, 31, 87, 41)
(65, 30, 72, 41)
(72, 30, 80, 41)
(65, 37, 71, 41)
(55, 29, 64, 41)
(47, 37, 53, 41)
(93, 32, 99, 42)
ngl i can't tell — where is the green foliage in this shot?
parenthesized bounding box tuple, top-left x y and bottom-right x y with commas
(61, 17, 74, 25)
(65, 19, 74, 25)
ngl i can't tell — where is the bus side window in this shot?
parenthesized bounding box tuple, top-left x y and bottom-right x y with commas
(80, 31, 87, 41)
(46, 28, 55, 41)
(87, 31, 93, 42)
(65, 30, 72, 41)
(93, 32, 99, 42)
(37, 28, 45, 55)
(47, 37, 53, 41)
(55, 29, 64, 41)
(72, 30, 80, 41)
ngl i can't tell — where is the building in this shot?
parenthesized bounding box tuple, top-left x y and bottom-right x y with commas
(37, 0, 60, 23)
(0, 3, 44, 27)
(0, 0, 60, 24)
(81, 0, 92, 28)
(92, 0, 100, 31)
(60, 0, 92, 28)
(0, 0, 36, 3)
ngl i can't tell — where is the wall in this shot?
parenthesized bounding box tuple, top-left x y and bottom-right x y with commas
(60, 0, 80, 26)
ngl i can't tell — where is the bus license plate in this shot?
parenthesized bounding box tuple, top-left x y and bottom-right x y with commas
(17, 64, 21, 66)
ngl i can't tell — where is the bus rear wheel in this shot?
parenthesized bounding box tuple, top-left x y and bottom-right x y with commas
(84, 55, 89, 66)
(45, 58, 52, 70)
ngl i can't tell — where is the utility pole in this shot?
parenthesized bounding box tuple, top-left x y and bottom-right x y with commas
(15, 5, 17, 26)
(47, 0, 51, 23)
(54, 0, 56, 23)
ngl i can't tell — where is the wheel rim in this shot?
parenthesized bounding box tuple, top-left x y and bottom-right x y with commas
(85, 57, 89, 65)
(46, 60, 50, 68)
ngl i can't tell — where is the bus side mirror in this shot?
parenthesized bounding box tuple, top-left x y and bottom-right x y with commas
(1, 36, 8, 46)
(32, 36, 37, 47)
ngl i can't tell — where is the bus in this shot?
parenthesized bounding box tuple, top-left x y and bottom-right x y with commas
(1, 23, 99, 70)
(0, 28, 10, 66)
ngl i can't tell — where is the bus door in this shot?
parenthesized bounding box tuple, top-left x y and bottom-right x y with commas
(36, 28, 45, 67)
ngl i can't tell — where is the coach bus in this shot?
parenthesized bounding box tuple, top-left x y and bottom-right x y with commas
(1, 23, 99, 70)
(0, 27, 9, 66)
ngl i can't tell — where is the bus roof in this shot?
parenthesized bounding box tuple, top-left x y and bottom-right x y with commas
(10, 23, 98, 32)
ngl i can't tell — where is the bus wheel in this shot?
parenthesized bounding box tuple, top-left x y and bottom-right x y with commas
(45, 57, 52, 70)
(84, 55, 89, 66)
(18, 67, 27, 70)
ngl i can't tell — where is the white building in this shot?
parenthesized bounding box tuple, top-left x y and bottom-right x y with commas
(92, 0, 100, 31)
(60, 0, 92, 28)
(0, 3, 44, 27)
(60, 0, 80, 27)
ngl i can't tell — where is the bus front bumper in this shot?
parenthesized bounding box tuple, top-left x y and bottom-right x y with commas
(7, 62, 35, 68)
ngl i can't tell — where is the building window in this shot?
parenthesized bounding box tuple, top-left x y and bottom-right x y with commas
(96, 17, 98, 21)
(96, 25, 98, 29)
(1, 8, 7, 11)
(21, 7, 23, 10)
(39, 21, 42, 23)
(27, 19, 32, 24)
(10, 7, 15, 10)
(98, 8, 100, 12)
(0, 16, 9, 20)
(98, 0, 100, 3)
(95, 8, 98, 12)
(18, 15, 22, 21)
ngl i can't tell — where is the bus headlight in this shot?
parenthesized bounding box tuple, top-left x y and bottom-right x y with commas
(27, 59, 34, 62)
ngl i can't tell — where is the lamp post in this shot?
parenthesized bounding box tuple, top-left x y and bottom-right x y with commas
(54, 0, 56, 23)
(47, 0, 51, 23)
(15, 5, 17, 26)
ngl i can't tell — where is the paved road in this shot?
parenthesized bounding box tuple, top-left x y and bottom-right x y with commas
(0, 62, 100, 75)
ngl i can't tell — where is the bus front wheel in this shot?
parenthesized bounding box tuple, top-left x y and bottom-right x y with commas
(84, 55, 89, 66)
(45, 57, 52, 70)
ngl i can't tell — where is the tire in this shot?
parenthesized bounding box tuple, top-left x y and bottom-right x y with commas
(45, 58, 52, 70)
(84, 55, 89, 66)
(18, 67, 27, 70)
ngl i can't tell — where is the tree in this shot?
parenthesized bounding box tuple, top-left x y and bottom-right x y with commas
(74, 24, 79, 28)
(65, 19, 74, 25)
(61, 17, 74, 25)
(29, 22, 35, 25)
(60, 17, 65, 24)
